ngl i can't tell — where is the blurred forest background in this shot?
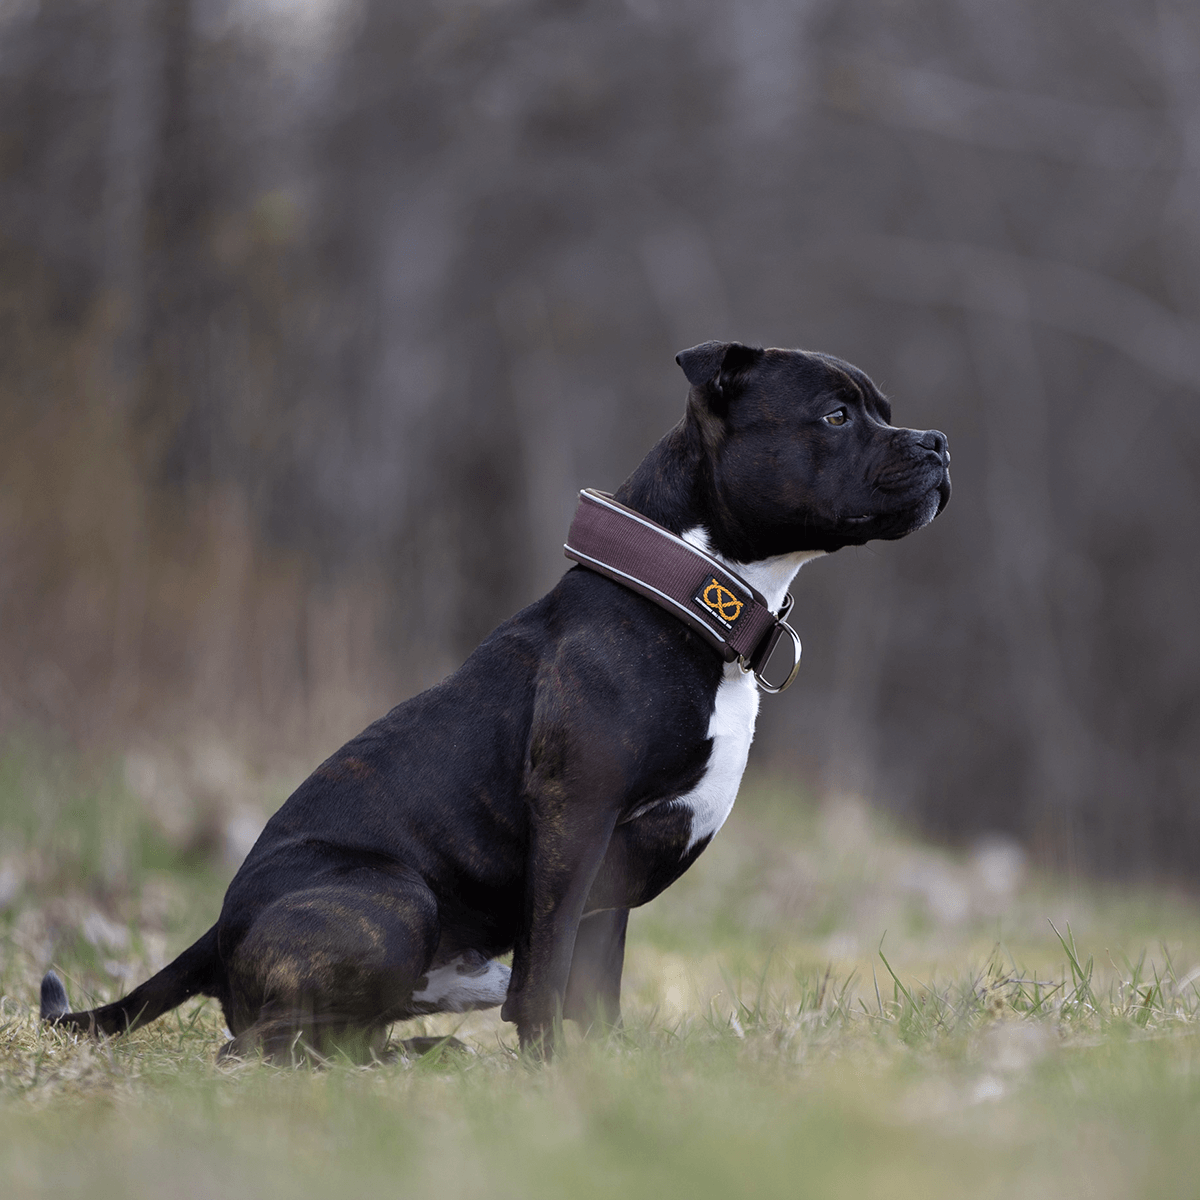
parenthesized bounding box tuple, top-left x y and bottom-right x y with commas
(1, 0, 1198, 882)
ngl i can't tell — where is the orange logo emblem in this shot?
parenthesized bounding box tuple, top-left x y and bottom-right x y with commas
(702, 578, 743, 623)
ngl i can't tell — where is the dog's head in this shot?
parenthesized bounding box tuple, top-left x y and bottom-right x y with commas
(676, 340, 951, 559)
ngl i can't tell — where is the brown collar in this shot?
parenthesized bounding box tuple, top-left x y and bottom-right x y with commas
(563, 489, 802, 693)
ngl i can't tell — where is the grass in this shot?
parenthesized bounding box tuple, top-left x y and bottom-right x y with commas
(2, 743, 1200, 1198)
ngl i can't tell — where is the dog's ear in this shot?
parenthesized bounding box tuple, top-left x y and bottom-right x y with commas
(676, 341, 764, 413)
(675, 341, 730, 387)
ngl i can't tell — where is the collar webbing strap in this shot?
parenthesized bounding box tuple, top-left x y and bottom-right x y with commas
(563, 489, 801, 691)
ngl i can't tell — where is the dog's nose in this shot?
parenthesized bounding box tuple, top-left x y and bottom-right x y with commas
(919, 429, 949, 462)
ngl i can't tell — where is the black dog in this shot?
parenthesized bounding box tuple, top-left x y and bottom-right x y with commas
(41, 341, 950, 1059)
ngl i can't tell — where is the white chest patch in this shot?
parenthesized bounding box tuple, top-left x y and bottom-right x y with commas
(672, 527, 825, 851)
(677, 662, 760, 850)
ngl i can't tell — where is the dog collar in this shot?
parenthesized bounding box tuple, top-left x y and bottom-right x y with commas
(563, 489, 802, 694)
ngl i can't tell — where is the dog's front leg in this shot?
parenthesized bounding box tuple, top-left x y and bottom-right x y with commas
(502, 797, 618, 1056)
(563, 907, 629, 1032)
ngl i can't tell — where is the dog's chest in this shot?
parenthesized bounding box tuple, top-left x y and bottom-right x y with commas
(663, 530, 819, 853)
(675, 664, 760, 850)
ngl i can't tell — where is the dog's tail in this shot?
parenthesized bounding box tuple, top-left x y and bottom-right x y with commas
(40, 924, 222, 1036)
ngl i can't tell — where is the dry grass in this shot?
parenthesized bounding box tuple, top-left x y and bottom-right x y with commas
(2, 744, 1200, 1198)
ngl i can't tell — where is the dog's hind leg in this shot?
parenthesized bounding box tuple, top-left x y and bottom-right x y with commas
(222, 869, 440, 1064)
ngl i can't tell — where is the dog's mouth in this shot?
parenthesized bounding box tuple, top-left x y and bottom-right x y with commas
(935, 472, 952, 515)
(839, 470, 951, 538)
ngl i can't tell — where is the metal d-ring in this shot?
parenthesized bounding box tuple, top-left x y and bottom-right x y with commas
(753, 621, 802, 694)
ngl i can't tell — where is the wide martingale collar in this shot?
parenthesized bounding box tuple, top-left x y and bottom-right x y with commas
(563, 489, 802, 694)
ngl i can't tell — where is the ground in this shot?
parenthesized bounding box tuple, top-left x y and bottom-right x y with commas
(1, 744, 1198, 1199)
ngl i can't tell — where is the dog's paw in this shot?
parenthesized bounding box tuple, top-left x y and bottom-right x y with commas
(396, 1035, 472, 1058)
(410, 952, 511, 1014)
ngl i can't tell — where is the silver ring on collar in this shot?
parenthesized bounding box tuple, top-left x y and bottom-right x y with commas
(751, 621, 802, 694)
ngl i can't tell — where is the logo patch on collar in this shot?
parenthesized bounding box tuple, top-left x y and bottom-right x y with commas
(693, 576, 747, 630)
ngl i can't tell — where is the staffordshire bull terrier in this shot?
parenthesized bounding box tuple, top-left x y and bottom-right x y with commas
(41, 341, 950, 1060)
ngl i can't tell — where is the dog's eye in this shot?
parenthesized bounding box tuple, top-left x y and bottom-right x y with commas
(824, 409, 848, 426)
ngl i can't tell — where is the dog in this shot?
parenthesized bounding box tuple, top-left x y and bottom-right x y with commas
(40, 341, 950, 1060)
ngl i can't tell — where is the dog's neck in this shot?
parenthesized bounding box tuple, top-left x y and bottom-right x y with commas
(615, 420, 826, 571)
(613, 421, 704, 527)
(678, 526, 824, 612)
(614, 422, 825, 608)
